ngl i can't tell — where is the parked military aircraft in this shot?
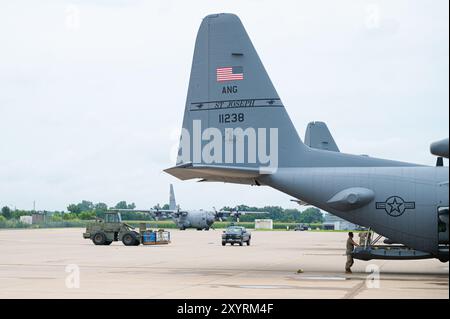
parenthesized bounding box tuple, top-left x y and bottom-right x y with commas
(109, 184, 264, 230)
(165, 13, 449, 262)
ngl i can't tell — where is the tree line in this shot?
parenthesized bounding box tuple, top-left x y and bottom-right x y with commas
(0, 200, 137, 222)
(1, 201, 324, 224)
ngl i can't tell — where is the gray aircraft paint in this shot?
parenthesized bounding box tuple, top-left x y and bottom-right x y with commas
(174, 210, 216, 230)
(165, 184, 216, 230)
(169, 184, 177, 210)
(304, 121, 340, 152)
(166, 13, 449, 260)
(431, 138, 449, 158)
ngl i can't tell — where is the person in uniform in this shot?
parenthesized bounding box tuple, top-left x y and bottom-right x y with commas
(345, 232, 359, 273)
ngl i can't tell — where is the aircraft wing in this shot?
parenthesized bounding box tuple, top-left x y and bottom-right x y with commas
(216, 210, 269, 218)
(164, 163, 272, 185)
(108, 208, 153, 213)
(108, 208, 182, 214)
(290, 199, 310, 206)
(107, 208, 167, 220)
(146, 209, 190, 218)
(107, 208, 185, 219)
(231, 211, 269, 215)
(154, 210, 188, 217)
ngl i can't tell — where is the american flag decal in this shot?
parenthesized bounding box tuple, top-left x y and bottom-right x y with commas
(216, 66, 244, 82)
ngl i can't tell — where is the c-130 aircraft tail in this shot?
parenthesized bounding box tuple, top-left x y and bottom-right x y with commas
(166, 13, 448, 261)
(166, 13, 414, 182)
(169, 184, 177, 211)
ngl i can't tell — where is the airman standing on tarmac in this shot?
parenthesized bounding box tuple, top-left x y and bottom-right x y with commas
(345, 232, 359, 274)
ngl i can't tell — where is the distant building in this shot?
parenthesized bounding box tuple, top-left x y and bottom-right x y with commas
(19, 216, 33, 225)
(323, 213, 358, 230)
(254, 219, 273, 230)
(32, 212, 47, 224)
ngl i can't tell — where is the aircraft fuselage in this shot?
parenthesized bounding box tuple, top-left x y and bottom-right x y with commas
(174, 210, 216, 230)
(263, 165, 449, 257)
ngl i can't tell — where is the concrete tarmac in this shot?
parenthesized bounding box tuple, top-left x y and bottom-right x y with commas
(0, 228, 448, 299)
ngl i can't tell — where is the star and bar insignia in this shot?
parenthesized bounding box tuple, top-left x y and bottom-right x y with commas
(376, 196, 416, 217)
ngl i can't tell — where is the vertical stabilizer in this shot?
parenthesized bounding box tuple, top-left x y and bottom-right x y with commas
(169, 184, 177, 210)
(304, 121, 340, 152)
(174, 13, 305, 170)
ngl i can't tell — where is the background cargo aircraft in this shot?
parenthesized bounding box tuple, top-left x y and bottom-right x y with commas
(110, 184, 263, 230)
(165, 13, 449, 262)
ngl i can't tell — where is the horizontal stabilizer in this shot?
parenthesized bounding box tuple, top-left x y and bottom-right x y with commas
(290, 199, 310, 206)
(164, 163, 270, 184)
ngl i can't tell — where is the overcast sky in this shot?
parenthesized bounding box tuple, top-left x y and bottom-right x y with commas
(0, 0, 448, 211)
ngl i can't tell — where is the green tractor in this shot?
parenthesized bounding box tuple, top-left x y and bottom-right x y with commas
(83, 212, 141, 246)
